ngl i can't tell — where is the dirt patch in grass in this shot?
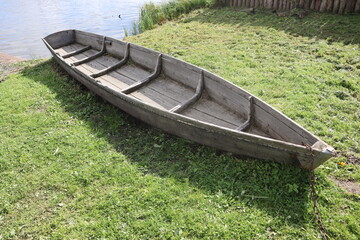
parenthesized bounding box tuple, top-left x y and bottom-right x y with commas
(332, 177, 360, 195)
(0, 52, 24, 63)
(347, 156, 360, 165)
(0, 53, 25, 82)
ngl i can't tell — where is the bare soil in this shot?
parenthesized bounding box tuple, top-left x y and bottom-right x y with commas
(331, 177, 360, 195)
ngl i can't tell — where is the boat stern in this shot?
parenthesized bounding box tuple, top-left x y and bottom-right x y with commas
(301, 140, 336, 170)
(43, 29, 75, 50)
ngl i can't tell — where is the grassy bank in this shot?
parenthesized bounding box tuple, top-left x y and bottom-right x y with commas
(1, 8, 359, 239)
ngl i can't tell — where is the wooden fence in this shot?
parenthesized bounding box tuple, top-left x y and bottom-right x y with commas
(219, 0, 360, 14)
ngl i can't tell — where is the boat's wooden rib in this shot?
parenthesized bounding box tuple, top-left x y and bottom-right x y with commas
(90, 43, 130, 78)
(61, 45, 91, 58)
(71, 36, 106, 66)
(121, 54, 163, 94)
(170, 70, 204, 113)
(236, 96, 254, 132)
(43, 29, 335, 170)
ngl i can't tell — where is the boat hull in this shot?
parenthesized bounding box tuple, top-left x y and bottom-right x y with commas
(43, 30, 335, 170)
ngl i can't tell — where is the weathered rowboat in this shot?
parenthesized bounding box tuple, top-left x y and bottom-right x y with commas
(43, 30, 335, 170)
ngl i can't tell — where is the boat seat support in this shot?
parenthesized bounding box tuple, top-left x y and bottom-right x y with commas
(236, 96, 254, 132)
(122, 54, 162, 94)
(71, 36, 106, 66)
(170, 70, 204, 113)
(90, 43, 130, 78)
(62, 45, 91, 59)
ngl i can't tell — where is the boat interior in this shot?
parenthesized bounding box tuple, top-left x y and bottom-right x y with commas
(44, 30, 318, 146)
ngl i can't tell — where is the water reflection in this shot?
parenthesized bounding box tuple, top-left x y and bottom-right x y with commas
(0, 0, 164, 59)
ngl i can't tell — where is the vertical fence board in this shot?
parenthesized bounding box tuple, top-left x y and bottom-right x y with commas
(310, 0, 315, 9)
(346, 0, 356, 13)
(333, 0, 340, 13)
(273, 0, 279, 9)
(320, 0, 327, 12)
(356, 0, 360, 13)
(308, 0, 312, 9)
(338, 0, 346, 14)
(299, 0, 304, 7)
(326, 0, 334, 12)
(221, 0, 357, 12)
(315, 0, 321, 10)
(304, 0, 309, 9)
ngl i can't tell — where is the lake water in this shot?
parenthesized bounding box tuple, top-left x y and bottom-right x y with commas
(0, 0, 165, 59)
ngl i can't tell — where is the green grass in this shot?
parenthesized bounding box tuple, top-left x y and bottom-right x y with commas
(1, 8, 359, 239)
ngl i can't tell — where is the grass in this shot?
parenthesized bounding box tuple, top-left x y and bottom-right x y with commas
(1, 8, 359, 239)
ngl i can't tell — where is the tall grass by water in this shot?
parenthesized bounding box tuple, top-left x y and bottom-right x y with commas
(134, 0, 214, 33)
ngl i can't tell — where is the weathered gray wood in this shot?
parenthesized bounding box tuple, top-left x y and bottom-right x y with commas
(253, 97, 318, 144)
(320, 0, 328, 12)
(356, 0, 360, 12)
(75, 30, 103, 51)
(189, 95, 243, 127)
(345, 0, 356, 12)
(122, 54, 162, 94)
(237, 96, 254, 131)
(326, 0, 334, 12)
(310, 0, 315, 9)
(333, 0, 340, 13)
(98, 74, 129, 91)
(182, 105, 239, 129)
(162, 56, 200, 89)
(128, 43, 159, 70)
(101, 63, 192, 110)
(71, 36, 106, 66)
(203, 72, 250, 118)
(43, 29, 335, 170)
(170, 70, 204, 113)
(90, 43, 130, 78)
(76, 54, 115, 73)
(338, 0, 347, 14)
(298, 0, 304, 8)
(273, 0, 279, 9)
(45, 30, 75, 49)
(62, 45, 91, 58)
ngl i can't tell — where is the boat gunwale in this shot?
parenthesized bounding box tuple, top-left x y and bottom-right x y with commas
(42, 30, 335, 169)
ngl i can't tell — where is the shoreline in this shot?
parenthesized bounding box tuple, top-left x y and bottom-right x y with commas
(0, 52, 24, 63)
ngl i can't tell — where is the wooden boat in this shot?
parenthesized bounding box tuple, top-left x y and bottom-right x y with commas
(43, 30, 335, 170)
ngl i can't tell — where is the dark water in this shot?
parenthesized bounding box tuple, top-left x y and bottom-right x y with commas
(0, 0, 164, 59)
